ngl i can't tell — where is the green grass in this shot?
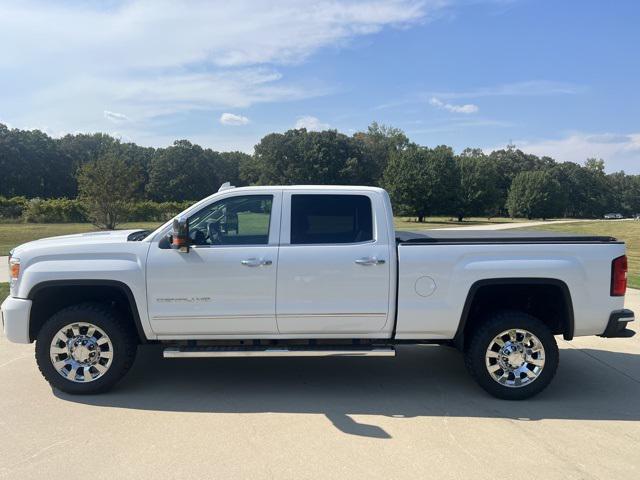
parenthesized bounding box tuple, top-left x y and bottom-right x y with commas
(0, 222, 162, 256)
(393, 216, 523, 230)
(519, 220, 640, 289)
(0, 283, 8, 302)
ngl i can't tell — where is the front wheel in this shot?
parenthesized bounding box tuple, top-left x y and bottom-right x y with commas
(464, 311, 559, 400)
(35, 303, 137, 394)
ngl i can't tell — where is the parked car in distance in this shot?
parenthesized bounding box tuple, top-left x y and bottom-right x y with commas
(2, 184, 635, 400)
(604, 213, 624, 219)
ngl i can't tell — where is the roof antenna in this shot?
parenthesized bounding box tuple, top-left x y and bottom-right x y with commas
(218, 182, 235, 192)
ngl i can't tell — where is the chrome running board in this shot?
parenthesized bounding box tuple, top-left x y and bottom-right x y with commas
(163, 345, 395, 358)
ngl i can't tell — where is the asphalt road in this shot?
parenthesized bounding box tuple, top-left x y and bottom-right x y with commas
(1, 291, 638, 479)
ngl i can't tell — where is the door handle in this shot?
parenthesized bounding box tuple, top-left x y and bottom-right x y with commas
(241, 258, 273, 267)
(355, 257, 385, 266)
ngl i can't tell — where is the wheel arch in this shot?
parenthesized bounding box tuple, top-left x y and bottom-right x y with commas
(27, 280, 147, 344)
(453, 278, 574, 350)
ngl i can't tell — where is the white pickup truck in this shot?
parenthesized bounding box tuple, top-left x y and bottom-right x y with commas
(2, 185, 634, 399)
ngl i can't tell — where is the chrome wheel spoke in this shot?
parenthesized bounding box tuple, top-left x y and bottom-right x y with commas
(487, 363, 502, 373)
(94, 363, 107, 374)
(485, 328, 545, 389)
(50, 322, 113, 383)
(53, 359, 68, 371)
(50, 346, 67, 355)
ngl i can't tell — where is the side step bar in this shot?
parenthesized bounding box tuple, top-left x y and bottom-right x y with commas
(163, 345, 396, 358)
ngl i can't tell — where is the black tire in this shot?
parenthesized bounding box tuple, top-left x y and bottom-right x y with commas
(35, 303, 137, 394)
(464, 310, 559, 400)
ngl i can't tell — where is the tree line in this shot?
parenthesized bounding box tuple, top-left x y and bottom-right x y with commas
(1, 122, 639, 227)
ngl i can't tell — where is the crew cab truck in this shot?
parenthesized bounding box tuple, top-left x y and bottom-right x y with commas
(1, 185, 634, 400)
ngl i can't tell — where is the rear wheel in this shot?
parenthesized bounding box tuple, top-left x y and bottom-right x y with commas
(464, 311, 559, 400)
(35, 303, 137, 394)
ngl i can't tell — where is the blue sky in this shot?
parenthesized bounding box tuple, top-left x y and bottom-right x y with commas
(1, 0, 639, 172)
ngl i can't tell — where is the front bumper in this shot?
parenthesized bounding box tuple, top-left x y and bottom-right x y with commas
(600, 309, 635, 338)
(1, 296, 32, 343)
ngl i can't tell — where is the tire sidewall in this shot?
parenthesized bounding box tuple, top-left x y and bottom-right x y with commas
(466, 311, 559, 400)
(35, 304, 136, 394)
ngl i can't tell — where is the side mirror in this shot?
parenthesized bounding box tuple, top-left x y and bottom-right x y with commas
(171, 217, 190, 253)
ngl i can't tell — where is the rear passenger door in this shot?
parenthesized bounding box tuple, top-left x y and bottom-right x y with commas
(276, 192, 391, 335)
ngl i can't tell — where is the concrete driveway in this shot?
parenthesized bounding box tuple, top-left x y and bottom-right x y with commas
(1, 293, 638, 479)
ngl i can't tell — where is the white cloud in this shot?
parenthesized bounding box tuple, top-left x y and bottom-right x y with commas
(429, 97, 479, 114)
(0, 0, 430, 70)
(488, 132, 640, 173)
(219, 113, 250, 126)
(430, 80, 586, 100)
(295, 116, 330, 131)
(103, 110, 130, 123)
(0, 0, 435, 141)
(375, 80, 585, 111)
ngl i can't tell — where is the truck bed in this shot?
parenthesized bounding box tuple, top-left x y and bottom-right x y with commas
(396, 229, 620, 244)
(394, 229, 626, 340)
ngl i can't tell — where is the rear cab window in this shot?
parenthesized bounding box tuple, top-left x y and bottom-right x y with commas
(290, 194, 373, 245)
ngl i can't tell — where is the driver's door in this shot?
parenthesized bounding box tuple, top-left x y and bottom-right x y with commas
(146, 191, 281, 337)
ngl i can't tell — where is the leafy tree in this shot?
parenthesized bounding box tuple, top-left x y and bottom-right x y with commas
(383, 145, 459, 222)
(353, 122, 410, 184)
(4, 122, 640, 223)
(0, 124, 74, 198)
(506, 170, 563, 219)
(584, 157, 606, 173)
(57, 133, 153, 198)
(489, 145, 555, 214)
(216, 151, 251, 186)
(456, 149, 501, 220)
(246, 129, 368, 185)
(77, 151, 141, 229)
(607, 171, 640, 215)
(58, 133, 119, 168)
(147, 140, 218, 201)
(550, 161, 610, 217)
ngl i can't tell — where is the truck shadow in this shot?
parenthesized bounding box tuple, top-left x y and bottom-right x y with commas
(55, 345, 640, 439)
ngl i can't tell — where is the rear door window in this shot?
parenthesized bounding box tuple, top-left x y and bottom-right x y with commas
(290, 194, 373, 244)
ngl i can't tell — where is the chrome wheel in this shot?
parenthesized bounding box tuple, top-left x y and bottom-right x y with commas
(485, 328, 545, 388)
(49, 322, 113, 383)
